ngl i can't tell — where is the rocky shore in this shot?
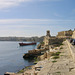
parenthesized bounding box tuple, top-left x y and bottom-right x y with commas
(5, 30, 75, 75)
(4, 40, 75, 75)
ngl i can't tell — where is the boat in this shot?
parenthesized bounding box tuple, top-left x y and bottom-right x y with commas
(19, 42, 36, 46)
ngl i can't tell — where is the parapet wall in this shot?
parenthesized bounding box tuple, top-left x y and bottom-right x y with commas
(66, 40, 75, 62)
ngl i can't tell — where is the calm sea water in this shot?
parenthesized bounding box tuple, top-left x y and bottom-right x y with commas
(0, 41, 38, 75)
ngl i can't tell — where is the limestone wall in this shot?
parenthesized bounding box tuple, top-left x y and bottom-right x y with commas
(66, 40, 75, 62)
(72, 31, 75, 39)
(37, 52, 47, 60)
(43, 36, 50, 46)
(57, 30, 73, 38)
(28, 49, 46, 54)
(38, 51, 53, 60)
(58, 31, 65, 36)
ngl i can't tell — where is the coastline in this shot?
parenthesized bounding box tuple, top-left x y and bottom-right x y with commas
(5, 40, 75, 75)
(4, 41, 63, 75)
(15, 41, 75, 75)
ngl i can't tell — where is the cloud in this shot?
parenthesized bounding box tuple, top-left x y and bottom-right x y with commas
(0, 18, 74, 37)
(0, 0, 62, 10)
(0, 19, 75, 25)
(0, 0, 32, 10)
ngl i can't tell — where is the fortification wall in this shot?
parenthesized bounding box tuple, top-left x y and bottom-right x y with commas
(66, 40, 75, 62)
(58, 31, 65, 36)
(57, 30, 73, 38)
(28, 49, 46, 54)
(72, 31, 75, 39)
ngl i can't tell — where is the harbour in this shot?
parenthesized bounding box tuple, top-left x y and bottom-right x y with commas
(0, 41, 38, 75)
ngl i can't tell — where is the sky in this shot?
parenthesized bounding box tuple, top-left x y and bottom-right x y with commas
(0, 0, 75, 37)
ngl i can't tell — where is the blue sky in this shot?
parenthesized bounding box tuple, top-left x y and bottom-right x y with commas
(0, 0, 75, 37)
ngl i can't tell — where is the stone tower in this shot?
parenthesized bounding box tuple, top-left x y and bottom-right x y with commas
(46, 30, 51, 37)
(43, 30, 51, 46)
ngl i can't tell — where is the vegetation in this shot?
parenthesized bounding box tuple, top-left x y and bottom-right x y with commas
(52, 52, 61, 56)
(40, 42, 44, 45)
(68, 29, 72, 31)
(25, 66, 29, 69)
(60, 47, 63, 49)
(34, 60, 38, 64)
(34, 57, 38, 64)
(60, 55, 64, 56)
(18, 69, 24, 73)
(53, 56, 59, 59)
(34, 57, 38, 61)
(56, 72, 61, 73)
(52, 52, 61, 59)
(52, 60, 57, 63)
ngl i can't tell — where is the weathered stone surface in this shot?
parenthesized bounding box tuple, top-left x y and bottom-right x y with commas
(43, 30, 51, 46)
(57, 30, 73, 38)
(4, 72, 15, 75)
(38, 41, 75, 75)
(72, 31, 75, 39)
(23, 49, 48, 59)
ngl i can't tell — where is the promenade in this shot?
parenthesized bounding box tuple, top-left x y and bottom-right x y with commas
(38, 41, 75, 75)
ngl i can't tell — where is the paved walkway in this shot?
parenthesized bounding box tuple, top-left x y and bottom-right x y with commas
(38, 41, 75, 75)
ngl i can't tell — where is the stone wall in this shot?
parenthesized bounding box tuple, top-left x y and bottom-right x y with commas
(57, 30, 73, 38)
(58, 31, 65, 36)
(66, 40, 75, 62)
(28, 49, 46, 54)
(43, 30, 51, 46)
(38, 52, 48, 60)
(43, 36, 50, 46)
(72, 31, 75, 39)
(38, 51, 53, 60)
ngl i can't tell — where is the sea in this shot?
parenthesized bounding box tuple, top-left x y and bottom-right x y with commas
(0, 41, 38, 75)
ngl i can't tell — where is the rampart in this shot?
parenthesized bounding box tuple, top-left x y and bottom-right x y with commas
(66, 40, 75, 62)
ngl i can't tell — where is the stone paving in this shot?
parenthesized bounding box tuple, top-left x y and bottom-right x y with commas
(38, 41, 75, 75)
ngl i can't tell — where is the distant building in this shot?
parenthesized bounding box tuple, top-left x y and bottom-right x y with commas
(43, 30, 51, 46)
(57, 30, 73, 38)
(43, 30, 64, 49)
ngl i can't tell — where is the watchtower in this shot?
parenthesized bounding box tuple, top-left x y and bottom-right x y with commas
(46, 30, 51, 37)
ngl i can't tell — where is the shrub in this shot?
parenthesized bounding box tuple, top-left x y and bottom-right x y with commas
(60, 47, 63, 49)
(52, 60, 57, 63)
(60, 55, 64, 56)
(52, 52, 61, 56)
(53, 56, 59, 59)
(56, 72, 61, 73)
(40, 42, 44, 45)
(18, 69, 24, 73)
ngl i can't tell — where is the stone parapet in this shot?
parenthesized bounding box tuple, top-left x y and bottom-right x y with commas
(66, 40, 75, 62)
